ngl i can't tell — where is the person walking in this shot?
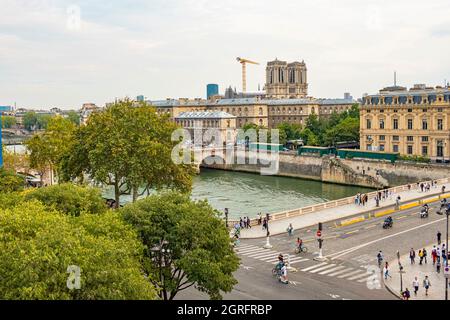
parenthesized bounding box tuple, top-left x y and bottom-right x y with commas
(287, 223, 294, 236)
(246, 216, 252, 229)
(280, 263, 288, 284)
(239, 217, 244, 229)
(257, 213, 262, 225)
(432, 246, 437, 265)
(383, 262, 392, 280)
(377, 251, 384, 269)
(423, 276, 431, 296)
(423, 248, 428, 264)
(413, 277, 419, 295)
(436, 259, 441, 273)
(262, 217, 267, 231)
(409, 248, 416, 264)
(442, 244, 447, 264)
(402, 288, 411, 300)
(418, 250, 424, 265)
(437, 231, 442, 245)
(437, 245, 441, 263)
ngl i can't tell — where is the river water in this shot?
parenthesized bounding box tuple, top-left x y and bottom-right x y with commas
(191, 169, 373, 219)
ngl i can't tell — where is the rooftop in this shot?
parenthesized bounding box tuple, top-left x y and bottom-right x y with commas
(175, 111, 236, 119)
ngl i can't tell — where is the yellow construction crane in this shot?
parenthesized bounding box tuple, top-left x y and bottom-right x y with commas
(236, 57, 259, 93)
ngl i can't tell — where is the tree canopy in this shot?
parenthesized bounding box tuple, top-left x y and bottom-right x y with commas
(1, 116, 16, 128)
(0, 167, 24, 193)
(61, 99, 195, 207)
(121, 191, 239, 300)
(0, 201, 157, 300)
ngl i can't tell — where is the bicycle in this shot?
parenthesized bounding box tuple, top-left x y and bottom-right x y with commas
(294, 245, 308, 254)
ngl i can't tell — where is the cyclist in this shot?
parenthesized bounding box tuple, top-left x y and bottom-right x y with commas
(296, 237, 304, 252)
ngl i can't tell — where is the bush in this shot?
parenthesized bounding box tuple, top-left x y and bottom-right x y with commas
(0, 167, 24, 193)
(24, 183, 107, 216)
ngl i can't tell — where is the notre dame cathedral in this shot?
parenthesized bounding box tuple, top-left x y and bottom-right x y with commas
(265, 59, 308, 99)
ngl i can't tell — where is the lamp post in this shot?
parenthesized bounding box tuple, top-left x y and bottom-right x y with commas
(263, 213, 272, 249)
(150, 239, 171, 300)
(397, 250, 404, 294)
(224, 208, 229, 229)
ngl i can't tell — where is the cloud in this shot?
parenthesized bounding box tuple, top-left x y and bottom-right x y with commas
(0, 0, 449, 108)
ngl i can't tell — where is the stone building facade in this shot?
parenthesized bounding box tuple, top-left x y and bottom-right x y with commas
(265, 59, 308, 99)
(360, 84, 450, 162)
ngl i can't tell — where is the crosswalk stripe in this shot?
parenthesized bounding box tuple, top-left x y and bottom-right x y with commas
(357, 277, 371, 283)
(240, 249, 268, 255)
(288, 257, 309, 264)
(327, 267, 354, 277)
(238, 247, 265, 254)
(246, 252, 278, 259)
(259, 255, 281, 261)
(237, 244, 255, 249)
(309, 264, 337, 274)
(300, 262, 328, 272)
(347, 272, 370, 281)
(318, 265, 347, 275)
(338, 270, 363, 279)
(266, 258, 282, 263)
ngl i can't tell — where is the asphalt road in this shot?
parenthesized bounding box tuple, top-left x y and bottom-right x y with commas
(177, 198, 447, 300)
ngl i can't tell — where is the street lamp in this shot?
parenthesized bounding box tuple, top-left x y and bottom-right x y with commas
(396, 250, 405, 294)
(436, 207, 449, 300)
(224, 208, 229, 229)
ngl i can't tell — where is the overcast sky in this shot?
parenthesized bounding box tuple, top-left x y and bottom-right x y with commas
(1, 0, 450, 109)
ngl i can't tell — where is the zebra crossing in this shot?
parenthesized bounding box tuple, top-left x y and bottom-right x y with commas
(236, 243, 375, 284)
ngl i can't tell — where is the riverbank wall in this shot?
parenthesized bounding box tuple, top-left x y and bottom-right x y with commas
(201, 151, 450, 189)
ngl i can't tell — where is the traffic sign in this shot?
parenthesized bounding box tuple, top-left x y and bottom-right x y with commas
(444, 266, 450, 278)
(316, 230, 322, 237)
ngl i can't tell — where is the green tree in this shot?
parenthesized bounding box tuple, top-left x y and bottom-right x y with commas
(300, 128, 319, 146)
(0, 201, 157, 300)
(24, 183, 107, 216)
(1, 116, 16, 128)
(323, 117, 360, 146)
(26, 116, 76, 184)
(121, 191, 240, 300)
(277, 122, 302, 144)
(66, 111, 81, 126)
(23, 112, 38, 131)
(61, 99, 195, 207)
(0, 167, 24, 193)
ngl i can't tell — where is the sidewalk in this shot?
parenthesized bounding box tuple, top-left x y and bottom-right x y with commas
(384, 244, 449, 300)
(239, 182, 450, 239)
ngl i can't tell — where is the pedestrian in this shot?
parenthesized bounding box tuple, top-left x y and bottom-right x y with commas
(410, 248, 416, 264)
(262, 217, 267, 231)
(377, 250, 384, 269)
(396, 196, 401, 209)
(423, 276, 431, 296)
(287, 223, 294, 236)
(413, 277, 419, 295)
(423, 248, 428, 264)
(437, 231, 442, 245)
(442, 185, 446, 194)
(258, 213, 262, 225)
(383, 262, 391, 280)
(442, 244, 447, 264)
(402, 288, 411, 300)
(418, 250, 424, 265)
(280, 263, 288, 284)
(375, 195, 380, 207)
(239, 217, 244, 229)
(432, 246, 437, 265)
(420, 183, 424, 192)
(437, 245, 441, 263)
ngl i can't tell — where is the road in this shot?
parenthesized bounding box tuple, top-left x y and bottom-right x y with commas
(177, 198, 447, 300)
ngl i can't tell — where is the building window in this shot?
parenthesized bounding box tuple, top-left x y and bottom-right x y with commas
(393, 109, 398, 113)
(393, 145, 399, 152)
(437, 140, 444, 157)
(422, 119, 428, 130)
(380, 109, 384, 113)
(393, 135, 399, 141)
(422, 136, 429, 142)
(438, 108, 443, 112)
(379, 144, 385, 151)
(438, 119, 443, 130)
(379, 135, 385, 141)
(407, 136, 414, 142)
(366, 119, 372, 129)
(408, 108, 413, 112)
(393, 119, 399, 130)
(422, 108, 428, 112)
(259, 107, 263, 116)
(407, 119, 413, 130)
(407, 145, 413, 155)
(422, 146, 428, 156)
(379, 119, 385, 129)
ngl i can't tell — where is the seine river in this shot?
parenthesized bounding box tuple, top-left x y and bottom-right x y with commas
(191, 169, 373, 219)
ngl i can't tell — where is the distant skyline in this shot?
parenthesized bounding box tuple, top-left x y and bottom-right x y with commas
(1, 0, 449, 109)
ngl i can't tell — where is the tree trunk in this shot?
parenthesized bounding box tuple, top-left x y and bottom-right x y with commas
(114, 179, 120, 209)
(132, 186, 138, 202)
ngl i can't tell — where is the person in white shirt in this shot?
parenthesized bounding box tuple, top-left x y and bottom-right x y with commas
(280, 264, 288, 284)
(413, 277, 419, 295)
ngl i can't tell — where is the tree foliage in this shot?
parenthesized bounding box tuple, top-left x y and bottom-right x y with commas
(23, 183, 107, 216)
(0, 167, 24, 193)
(121, 191, 239, 300)
(0, 201, 157, 300)
(61, 99, 195, 207)
(26, 116, 76, 182)
(1, 116, 16, 128)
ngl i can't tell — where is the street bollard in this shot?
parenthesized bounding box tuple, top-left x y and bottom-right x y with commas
(286, 254, 297, 272)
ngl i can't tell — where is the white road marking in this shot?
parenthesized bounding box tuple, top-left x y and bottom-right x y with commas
(289, 257, 310, 264)
(318, 265, 347, 275)
(245, 251, 278, 259)
(309, 264, 337, 274)
(338, 269, 364, 279)
(300, 262, 328, 272)
(238, 247, 266, 254)
(326, 218, 446, 260)
(347, 272, 370, 281)
(327, 267, 354, 277)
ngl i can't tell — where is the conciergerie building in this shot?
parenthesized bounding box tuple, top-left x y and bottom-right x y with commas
(147, 59, 355, 129)
(360, 83, 450, 162)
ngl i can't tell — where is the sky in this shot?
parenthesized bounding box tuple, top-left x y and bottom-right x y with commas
(1, 0, 450, 109)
